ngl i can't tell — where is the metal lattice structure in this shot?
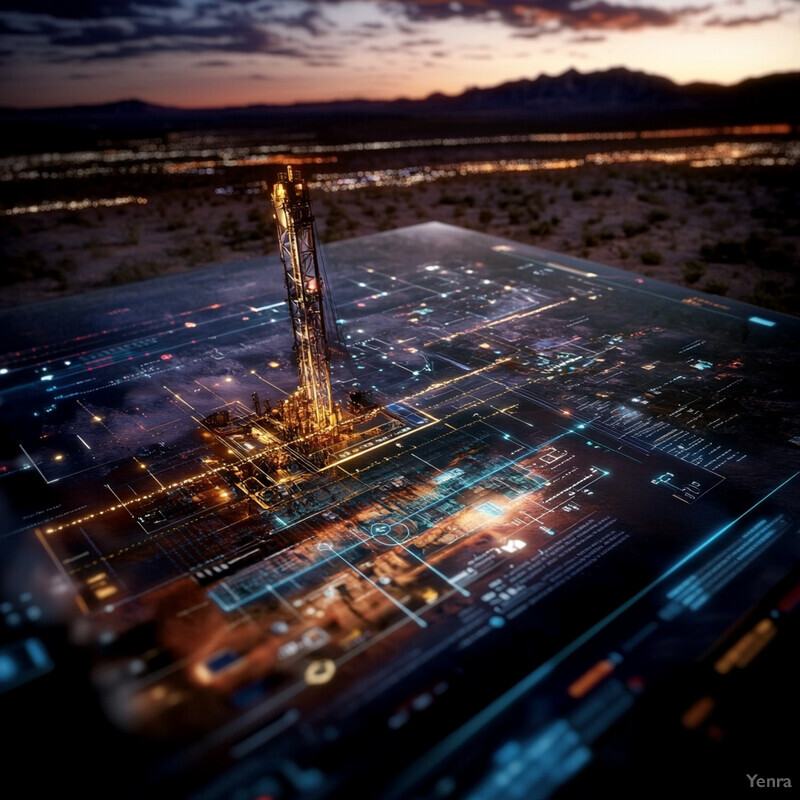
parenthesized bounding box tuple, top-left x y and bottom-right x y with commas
(271, 167, 338, 438)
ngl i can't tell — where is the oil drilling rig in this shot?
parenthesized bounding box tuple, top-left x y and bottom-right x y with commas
(267, 166, 342, 444)
(203, 167, 378, 468)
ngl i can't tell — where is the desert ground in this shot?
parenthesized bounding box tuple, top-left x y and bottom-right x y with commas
(2, 161, 798, 313)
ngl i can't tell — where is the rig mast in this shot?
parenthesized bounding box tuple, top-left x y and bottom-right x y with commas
(201, 166, 386, 476)
(271, 167, 339, 440)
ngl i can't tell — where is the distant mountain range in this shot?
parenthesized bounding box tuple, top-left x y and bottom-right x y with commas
(2, 67, 798, 152)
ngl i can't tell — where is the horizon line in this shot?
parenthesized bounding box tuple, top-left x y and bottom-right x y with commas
(3, 65, 797, 114)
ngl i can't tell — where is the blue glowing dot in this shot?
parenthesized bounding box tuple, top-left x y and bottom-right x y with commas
(489, 616, 505, 628)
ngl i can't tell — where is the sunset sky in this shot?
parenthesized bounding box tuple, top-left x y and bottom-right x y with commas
(0, 0, 798, 109)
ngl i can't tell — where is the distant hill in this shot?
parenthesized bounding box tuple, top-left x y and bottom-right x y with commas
(2, 67, 798, 153)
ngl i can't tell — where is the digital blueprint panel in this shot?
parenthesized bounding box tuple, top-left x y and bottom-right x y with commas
(0, 222, 798, 799)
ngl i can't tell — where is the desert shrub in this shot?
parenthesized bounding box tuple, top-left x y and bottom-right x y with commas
(86, 238, 110, 259)
(571, 189, 586, 201)
(57, 254, 77, 273)
(646, 209, 670, 225)
(744, 232, 772, 256)
(124, 224, 140, 245)
(59, 212, 95, 227)
(529, 220, 553, 237)
(745, 279, 800, 313)
(760, 247, 796, 272)
(700, 239, 746, 264)
(640, 250, 663, 266)
(215, 215, 240, 239)
(682, 260, 706, 284)
(479, 209, 494, 226)
(636, 191, 664, 205)
(703, 278, 729, 296)
(508, 207, 524, 226)
(583, 232, 599, 248)
(1, 249, 48, 284)
(169, 238, 220, 265)
(622, 220, 649, 238)
(104, 259, 162, 286)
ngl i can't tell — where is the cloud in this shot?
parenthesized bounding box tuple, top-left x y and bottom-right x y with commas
(570, 33, 607, 42)
(402, 37, 445, 47)
(704, 12, 783, 27)
(0, 0, 759, 73)
(0, 1, 184, 22)
(371, 0, 701, 32)
(0, 1, 325, 62)
(304, 57, 343, 67)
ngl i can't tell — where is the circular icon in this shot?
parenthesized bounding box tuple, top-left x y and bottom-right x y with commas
(305, 658, 336, 686)
(370, 521, 411, 546)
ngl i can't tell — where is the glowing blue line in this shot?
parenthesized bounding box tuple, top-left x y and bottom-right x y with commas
(748, 316, 776, 327)
(387, 470, 798, 798)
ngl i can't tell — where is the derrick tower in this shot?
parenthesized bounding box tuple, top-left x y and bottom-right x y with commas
(271, 167, 338, 439)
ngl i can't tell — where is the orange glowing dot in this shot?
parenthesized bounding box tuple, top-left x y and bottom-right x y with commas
(269, 361, 279, 368)
(54, 454, 64, 461)
(184, 321, 197, 328)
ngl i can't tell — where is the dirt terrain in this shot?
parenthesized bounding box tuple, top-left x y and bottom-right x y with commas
(2, 162, 798, 313)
